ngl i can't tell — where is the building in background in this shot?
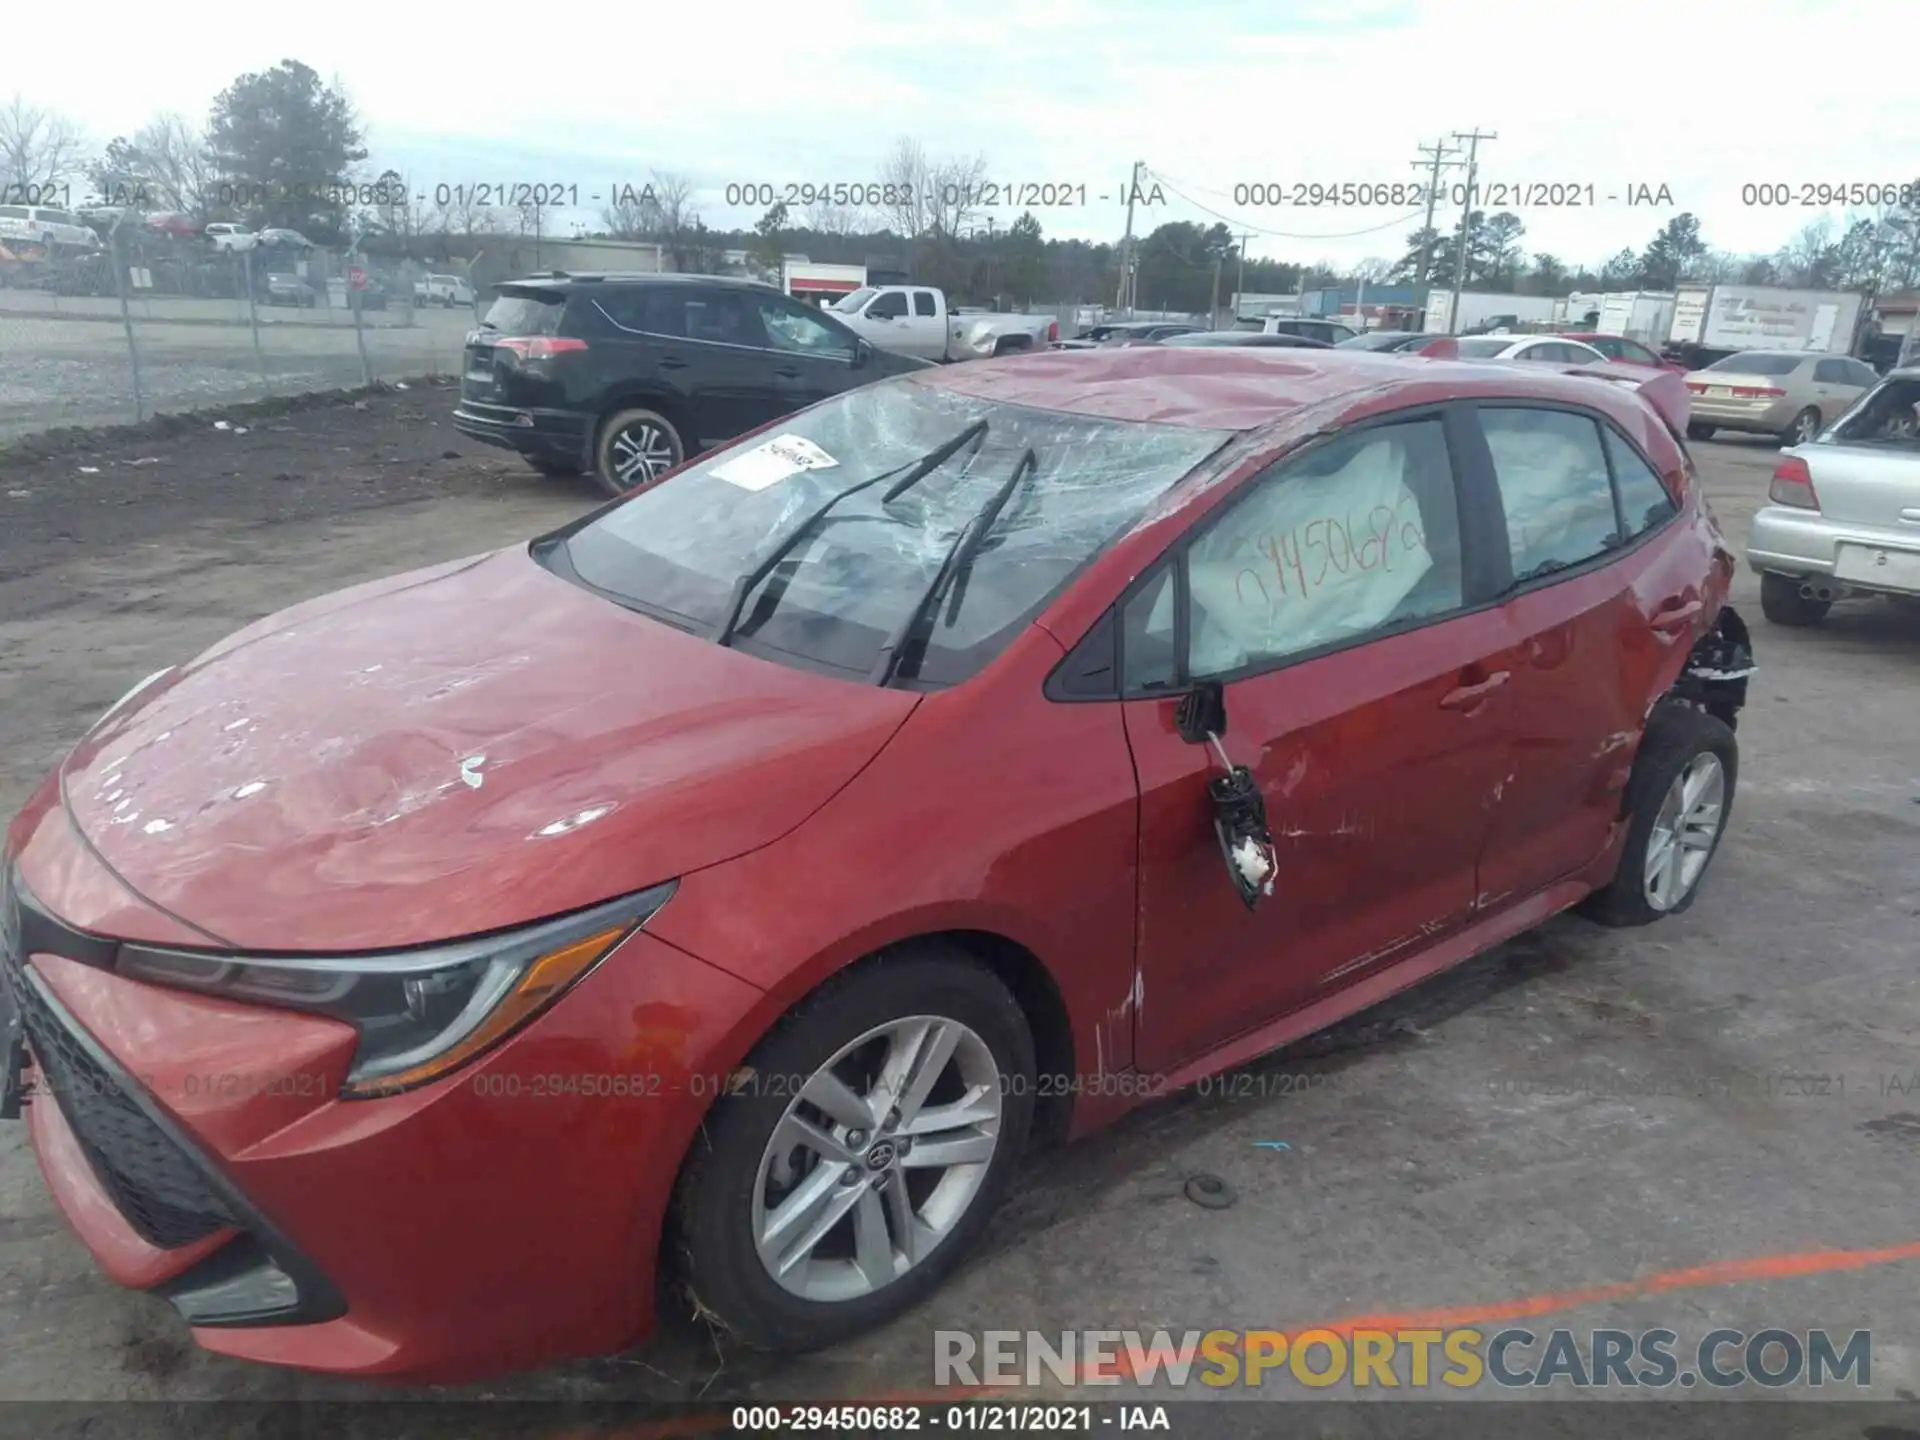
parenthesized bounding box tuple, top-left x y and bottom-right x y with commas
(782, 259, 866, 304)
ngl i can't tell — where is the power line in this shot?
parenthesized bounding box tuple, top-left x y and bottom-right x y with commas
(1142, 165, 1426, 241)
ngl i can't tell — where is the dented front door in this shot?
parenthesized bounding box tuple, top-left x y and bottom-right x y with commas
(1124, 613, 1516, 1073)
(1118, 412, 1519, 1074)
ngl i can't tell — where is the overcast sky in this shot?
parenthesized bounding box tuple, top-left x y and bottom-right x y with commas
(14, 0, 1915, 271)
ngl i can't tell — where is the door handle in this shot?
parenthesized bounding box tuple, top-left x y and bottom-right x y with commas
(1899, 508, 1920, 525)
(774, 367, 801, 379)
(658, 357, 688, 371)
(1440, 670, 1509, 710)
(1650, 598, 1704, 632)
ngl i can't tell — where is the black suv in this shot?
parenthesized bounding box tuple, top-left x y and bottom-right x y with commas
(453, 273, 928, 496)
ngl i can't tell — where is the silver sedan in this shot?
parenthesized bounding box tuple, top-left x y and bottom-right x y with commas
(1746, 366, 1920, 626)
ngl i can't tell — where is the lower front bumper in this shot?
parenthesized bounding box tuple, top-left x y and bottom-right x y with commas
(13, 924, 766, 1382)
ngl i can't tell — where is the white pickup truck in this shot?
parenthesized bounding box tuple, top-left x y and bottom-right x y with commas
(415, 273, 476, 307)
(827, 285, 1057, 362)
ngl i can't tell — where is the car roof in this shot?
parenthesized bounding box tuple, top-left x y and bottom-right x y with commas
(501, 271, 780, 293)
(917, 345, 1669, 434)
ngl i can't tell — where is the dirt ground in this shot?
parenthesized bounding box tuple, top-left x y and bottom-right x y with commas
(2, 399, 1920, 1431)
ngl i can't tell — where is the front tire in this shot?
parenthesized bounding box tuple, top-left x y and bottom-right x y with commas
(592, 406, 685, 498)
(670, 948, 1036, 1353)
(1686, 422, 1715, 441)
(1760, 572, 1831, 627)
(1782, 407, 1821, 446)
(1582, 705, 1737, 928)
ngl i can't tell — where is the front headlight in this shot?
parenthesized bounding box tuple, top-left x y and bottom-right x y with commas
(116, 881, 676, 1097)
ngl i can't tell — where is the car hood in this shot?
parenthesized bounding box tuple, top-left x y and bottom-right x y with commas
(59, 548, 918, 951)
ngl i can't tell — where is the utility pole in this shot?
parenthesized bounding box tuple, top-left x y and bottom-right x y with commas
(1115, 160, 1141, 314)
(1411, 139, 1460, 287)
(1447, 129, 1496, 334)
(1234, 229, 1252, 317)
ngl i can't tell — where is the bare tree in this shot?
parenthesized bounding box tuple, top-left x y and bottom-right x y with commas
(878, 138, 934, 239)
(928, 151, 989, 239)
(0, 94, 86, 195)
(1775, 216, 1839, 287)
(1683, 248, 1745, 284)
(132, 114, 216, 218)
(804, 198, 870, 236)
(1354, 256, 1393, 283)
(601, 188, 661, 239)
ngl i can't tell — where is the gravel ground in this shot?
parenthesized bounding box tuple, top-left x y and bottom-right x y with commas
(1, 409, 1918, 1437)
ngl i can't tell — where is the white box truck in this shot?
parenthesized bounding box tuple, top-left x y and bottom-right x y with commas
(1664, 285, 1866, 367)
(1595, 292, 1676, 346)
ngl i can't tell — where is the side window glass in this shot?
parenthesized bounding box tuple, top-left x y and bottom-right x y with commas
(684, 292, 759, 346)
(1813, 359, 1846, 384)
(913, 291, 937, 317)
(1119, 569, 1178, 693)
(1182, 418, 1464, 680)
(868, 291, 908, 320)
(1602, 427, 1678, 537)
(1481, 407, 1622, 579)
(757, 297, 854, 358)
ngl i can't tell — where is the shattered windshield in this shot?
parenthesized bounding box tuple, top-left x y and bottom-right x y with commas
(550, 379, 1232, 686)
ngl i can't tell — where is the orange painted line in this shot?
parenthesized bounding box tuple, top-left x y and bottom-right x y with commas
(530, 1237, 1920, 1428)
(1082, 1237, 1920, 1382)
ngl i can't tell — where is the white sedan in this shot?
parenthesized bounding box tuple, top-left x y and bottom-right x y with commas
(1448, 335, 1608, 364)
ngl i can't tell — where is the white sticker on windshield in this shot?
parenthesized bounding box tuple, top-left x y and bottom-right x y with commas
(711, 434, 839, 492)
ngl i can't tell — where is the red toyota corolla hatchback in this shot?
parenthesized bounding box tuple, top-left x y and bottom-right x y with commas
(2, 348, 1752, 1382)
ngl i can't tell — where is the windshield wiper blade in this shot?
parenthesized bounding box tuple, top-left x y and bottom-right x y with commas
(868, 447, 1038, 688)
(710, 420, 990, 647)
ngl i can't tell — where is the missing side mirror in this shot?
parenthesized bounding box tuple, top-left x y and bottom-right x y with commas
(1175, 680, 1226, 745)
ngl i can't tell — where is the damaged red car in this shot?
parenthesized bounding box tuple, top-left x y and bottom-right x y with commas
(1, 348, 1752, 1382)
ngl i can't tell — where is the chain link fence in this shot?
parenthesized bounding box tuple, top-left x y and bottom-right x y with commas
(0, 225, 485, 445)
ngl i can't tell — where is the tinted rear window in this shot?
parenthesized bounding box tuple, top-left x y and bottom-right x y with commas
(0, 206, 28, 219)
(1707, 352, 1803, 375)
(481, 292, 565, 335)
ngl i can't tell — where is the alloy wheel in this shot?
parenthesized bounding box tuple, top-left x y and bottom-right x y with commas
(1793, 410, 1819, 444)
(1642, 752, 1726, 912)
(609, 423, 677, 489)
(751, 1015, 1003, 1303)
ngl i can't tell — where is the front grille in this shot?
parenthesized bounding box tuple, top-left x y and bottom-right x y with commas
(0, 889, 233, 1249)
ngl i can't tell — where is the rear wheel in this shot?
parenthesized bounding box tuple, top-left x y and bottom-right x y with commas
(670, 948, 1035, 1353)
(592, 406, 685, 498)
(1686, 421, 1715, 441)
(1760, 572, 1831, 627)
(1581, 705, 1737, 928)
(1782, 407, 1821, 446)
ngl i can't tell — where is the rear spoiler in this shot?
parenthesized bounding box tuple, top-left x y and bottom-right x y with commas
(1559, 361, 1691, 439)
